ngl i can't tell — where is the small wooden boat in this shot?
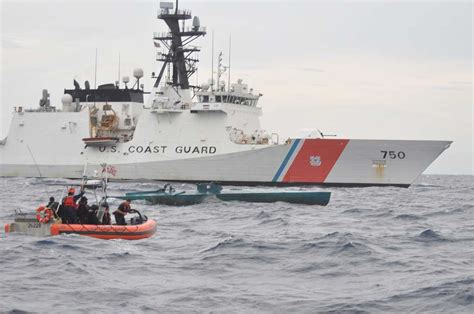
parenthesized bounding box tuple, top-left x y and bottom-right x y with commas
(115, 183, 331, 206)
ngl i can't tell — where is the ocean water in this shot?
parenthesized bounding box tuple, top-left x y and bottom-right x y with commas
(0, 175, 473, 313)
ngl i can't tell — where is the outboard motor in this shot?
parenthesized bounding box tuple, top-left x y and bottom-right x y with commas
(129, 210, 147, 225)
(197, 182, 222, 194)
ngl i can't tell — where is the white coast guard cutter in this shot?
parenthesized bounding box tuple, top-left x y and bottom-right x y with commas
(0, 1, 451, 187)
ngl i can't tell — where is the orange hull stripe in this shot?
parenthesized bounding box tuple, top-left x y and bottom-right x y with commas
(283, 139, 349, 183)
(50, 220, 157, 240)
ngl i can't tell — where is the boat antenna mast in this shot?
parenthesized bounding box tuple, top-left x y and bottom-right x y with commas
(152, 1, 206, 90)
(216, 51, 227, 92)
(227, 35, 231, 92)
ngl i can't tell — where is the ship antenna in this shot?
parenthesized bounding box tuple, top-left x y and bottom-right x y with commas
(94, 48, 98, 89)
(81, 161, 88, 189)
(228, 35, 231, 92)
(93, 48, 98, 108)
(117, 53, 121, 87)
(153, 1, 206, 90)
(211, 30, 214, 91)
(26, 144, 50, 197)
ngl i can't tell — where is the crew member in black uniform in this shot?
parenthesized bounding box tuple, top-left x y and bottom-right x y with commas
(46, 196, 60, 218)
(77, 196, 89, 224)
(87, 204, 100, 225)
(102, 203, 111, 225)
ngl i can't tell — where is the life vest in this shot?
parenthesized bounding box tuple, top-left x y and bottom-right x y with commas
(63, 196, 77, 208)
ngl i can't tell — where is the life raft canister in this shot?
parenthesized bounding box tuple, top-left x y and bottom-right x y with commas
(36, 206, 53, 224)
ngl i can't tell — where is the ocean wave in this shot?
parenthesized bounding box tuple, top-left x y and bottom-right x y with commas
(258, 217, 288, 226)
(34, 239, 57, 246)
(341, 207, 371, 214)
(394, 214, 423, 220)
(3, 310, 34, 314)
(201, 236, 286, 254)
(317, 278, 474, 313)
(415, 229, 448, 242)
(413, 183, 444, 188)
(256, 210, 271, 219)
(333, 241, 376, 257)
(386, 277, 474, 311)
(201, 236, 244, 252)
(424, 205, 473, 217)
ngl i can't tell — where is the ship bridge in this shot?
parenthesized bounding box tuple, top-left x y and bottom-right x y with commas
(195, 79, 261, 108)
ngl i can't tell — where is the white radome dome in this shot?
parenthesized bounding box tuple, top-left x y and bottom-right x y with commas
(133, 68, 144, 79)
(61, 93, 73, 105)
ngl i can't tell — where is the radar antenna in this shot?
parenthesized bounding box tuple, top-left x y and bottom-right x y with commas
(153, 1, 206, 90)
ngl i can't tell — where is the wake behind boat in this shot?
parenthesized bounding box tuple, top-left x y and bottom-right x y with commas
(0, 1, 451, 187)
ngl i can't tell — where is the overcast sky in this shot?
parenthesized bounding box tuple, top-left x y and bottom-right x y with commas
(1, 0, 472, 175)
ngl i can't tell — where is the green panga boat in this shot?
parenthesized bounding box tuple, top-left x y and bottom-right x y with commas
(114, 183, 331, 206)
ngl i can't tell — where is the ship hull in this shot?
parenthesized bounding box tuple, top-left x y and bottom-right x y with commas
(0, 135, 451, 187)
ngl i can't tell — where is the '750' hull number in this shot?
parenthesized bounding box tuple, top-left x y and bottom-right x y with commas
(381, 150, 406, 159)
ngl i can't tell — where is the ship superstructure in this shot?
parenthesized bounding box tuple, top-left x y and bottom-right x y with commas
(0, 1, 451, 187)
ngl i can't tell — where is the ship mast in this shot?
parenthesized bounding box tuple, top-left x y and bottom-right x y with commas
(153, 1, 206, 90)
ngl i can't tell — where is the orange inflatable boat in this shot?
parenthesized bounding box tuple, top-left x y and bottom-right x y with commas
(50, 219, 157, 240)
(4, 166, 157, 240)
(4, 212, 157, 240)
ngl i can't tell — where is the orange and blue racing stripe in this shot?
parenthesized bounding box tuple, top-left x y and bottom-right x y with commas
(273, 139, 349, 183)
